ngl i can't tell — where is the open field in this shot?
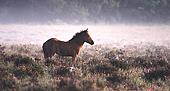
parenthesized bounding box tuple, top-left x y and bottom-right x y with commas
(0, 25, 170, 90)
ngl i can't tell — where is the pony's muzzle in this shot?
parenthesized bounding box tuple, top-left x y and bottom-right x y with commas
(90, 40, 94, 45)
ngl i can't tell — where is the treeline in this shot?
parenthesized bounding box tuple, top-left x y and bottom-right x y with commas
(0, 0, 170, 24)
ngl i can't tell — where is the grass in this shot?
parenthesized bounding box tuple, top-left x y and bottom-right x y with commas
(0, 43, 170, 91)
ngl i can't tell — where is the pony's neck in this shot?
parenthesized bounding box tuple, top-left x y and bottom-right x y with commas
(68, 37, 85, 46)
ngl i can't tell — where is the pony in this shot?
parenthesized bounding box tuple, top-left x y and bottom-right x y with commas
(42, 28, 94, 63)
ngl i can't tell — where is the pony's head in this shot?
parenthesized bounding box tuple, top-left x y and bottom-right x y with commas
(80, 28, 94, 45)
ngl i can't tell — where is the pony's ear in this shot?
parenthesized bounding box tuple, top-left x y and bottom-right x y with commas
(84, 28, 88, 32)
(86, 28, 88, 31)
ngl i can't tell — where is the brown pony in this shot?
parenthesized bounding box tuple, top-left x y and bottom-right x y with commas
(42, 28, 94, 63)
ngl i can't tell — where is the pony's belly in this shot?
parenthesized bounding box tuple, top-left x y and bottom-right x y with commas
(57, 49, 75, 57)
(57, 53, 73, 57)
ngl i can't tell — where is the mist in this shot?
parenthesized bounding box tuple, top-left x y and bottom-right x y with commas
(0, 24, 170, 48)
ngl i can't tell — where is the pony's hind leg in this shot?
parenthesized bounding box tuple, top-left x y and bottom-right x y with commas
(44, 53, 49, 59)
(44, 52, 54, 66)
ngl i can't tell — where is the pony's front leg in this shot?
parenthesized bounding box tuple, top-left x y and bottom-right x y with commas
(72, 55, 76, 64)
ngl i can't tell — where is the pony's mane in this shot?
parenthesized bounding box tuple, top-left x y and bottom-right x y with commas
(69, 30, 87, 42)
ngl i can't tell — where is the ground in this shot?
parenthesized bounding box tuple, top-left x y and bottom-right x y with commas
(0, 43, 170, 91)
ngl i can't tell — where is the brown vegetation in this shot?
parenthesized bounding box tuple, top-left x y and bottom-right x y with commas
(0, 43, 170, 91)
